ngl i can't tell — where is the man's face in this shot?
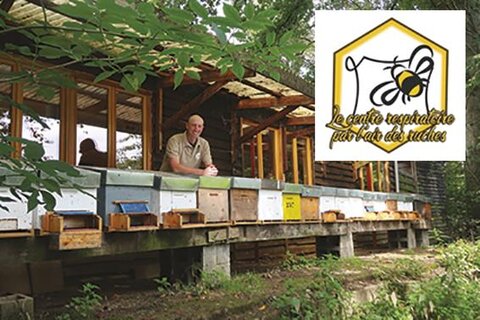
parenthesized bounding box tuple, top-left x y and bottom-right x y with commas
(186, 116, 204, 141)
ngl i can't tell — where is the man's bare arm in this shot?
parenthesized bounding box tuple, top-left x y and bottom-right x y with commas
(169, 157, 216, 176)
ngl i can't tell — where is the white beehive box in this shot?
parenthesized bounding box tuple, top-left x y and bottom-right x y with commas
(34, 168, 100, 229)
(151, 173, 198, 223)
(0, 188, 31, 231)
(258, 180, 284, 221)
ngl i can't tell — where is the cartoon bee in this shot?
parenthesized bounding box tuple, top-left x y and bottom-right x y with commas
(370, 45, 434, 107)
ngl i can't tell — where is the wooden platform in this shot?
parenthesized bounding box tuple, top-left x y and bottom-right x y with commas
(0, 229, 34, 239)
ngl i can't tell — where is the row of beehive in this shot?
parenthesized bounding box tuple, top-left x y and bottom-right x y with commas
(0, 167, 430, 234)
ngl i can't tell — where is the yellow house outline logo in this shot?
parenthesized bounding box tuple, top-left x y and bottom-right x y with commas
(333, 18, 448, 153)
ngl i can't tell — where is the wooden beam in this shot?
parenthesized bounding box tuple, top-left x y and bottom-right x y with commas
(240, 79, 283, 97)
(287, 127, 315, 139)
(236, 95, 313, 110)
(239, 105, 299, 144)
(286, 116, 314, 126)
(158, 69, 253, 87)
(162, 80, 229, 131)
(0, 0, 15, 12)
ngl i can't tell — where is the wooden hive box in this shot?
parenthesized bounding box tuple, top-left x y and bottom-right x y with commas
(42, 211, 102, 250)
(198, 176, 231, 223)
(283, 183, 302, 221)
(322, 210, 338, 223)
(258, 179, 284, 221)
(300, 186, 321, 221)
(229, 177, 261, 222)
(108, 201, 159, 232)
(162, 209, 206, 229)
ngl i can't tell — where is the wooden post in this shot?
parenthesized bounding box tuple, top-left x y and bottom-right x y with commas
(358, 166, 365, 190)
(10, 63, 23, 158)
(292, 138, 299, 184)
(384, 161, 391, 192)
(250, 138, 256, 178)
(366, 162, 374, 191)
(107, 87, 116, 168)
(142, 95, 152, 170)
(274, 129, 282, 180)
(377, 161, 383, 192)
(60, 87, 77, 165)
(156, 87, 163, 151)
(305, 137, 313, 185)
(256, 134, 263, 178)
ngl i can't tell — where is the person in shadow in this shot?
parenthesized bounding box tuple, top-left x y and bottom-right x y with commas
(78, 138, 108, 167)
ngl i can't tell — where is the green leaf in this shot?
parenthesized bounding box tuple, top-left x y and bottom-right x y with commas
(186, 70, 201, 81)
(173, 70, 184, 90)
(132, 70, 147, 88)
(57, 2, 95, 20)
(120, 73, 138, 92)
(232, 60, 245, 80)
(42, 179, 61, 193)
(211, 25, 227, 44)
(27, 191, 38, 212)
(241, 20, 269, 31)
(244, 3, 255, 19)
(24, 141, 45, 160)
(41, 191, 56, 211)
(0, 143, 14, 156)
(279, 30, 293, 45)
(36, 86, 56, 101)
(38, 46, 66, 59)
(94, 70, 117, 83)
(266, 32, 276, 47)
(223, 4, 242, 23)
(188, 0, 208, 18)
(43, 160, 79, 177)
(270, 70, 280, 82)
(162, 7, 195, 25)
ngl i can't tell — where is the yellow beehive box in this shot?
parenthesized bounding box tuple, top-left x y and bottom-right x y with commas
(283, 194, 301, 220)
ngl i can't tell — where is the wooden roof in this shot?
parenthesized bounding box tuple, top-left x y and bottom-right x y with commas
(2, 0, 315, 133)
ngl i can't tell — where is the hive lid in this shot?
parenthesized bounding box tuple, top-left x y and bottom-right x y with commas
(230, 177, 261, 189)
(85, 167, 155, 186)
(153, 173, 198, 191)
(301, 185, 322, 197)
(283, 183, 303, 194)
(260, 179, 285, 190)
(198, 176, 231, 189)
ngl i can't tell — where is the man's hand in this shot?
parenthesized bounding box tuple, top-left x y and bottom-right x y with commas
(203, 164, 218, 176)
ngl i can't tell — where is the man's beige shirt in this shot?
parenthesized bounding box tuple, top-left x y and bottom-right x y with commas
(160, 132, 212, 172)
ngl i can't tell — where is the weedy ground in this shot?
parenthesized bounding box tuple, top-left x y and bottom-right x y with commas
(35, 241, 480, 320)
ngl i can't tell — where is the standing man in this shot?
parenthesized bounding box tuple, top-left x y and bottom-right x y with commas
(160, 114, 218, 176)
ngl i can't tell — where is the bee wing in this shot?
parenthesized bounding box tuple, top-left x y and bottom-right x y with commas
(409, 45, 434, 75)
(370, 81, 397, 106)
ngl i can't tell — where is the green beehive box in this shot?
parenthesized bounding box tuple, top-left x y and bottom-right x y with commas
(301, 185, 322, 198)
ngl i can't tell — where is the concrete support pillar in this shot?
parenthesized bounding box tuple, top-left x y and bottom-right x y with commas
(339, 231, 354, 258)
(416, 230, 430, 247)
(201, 244, 231, 277)
(407, 227, 417, 249)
